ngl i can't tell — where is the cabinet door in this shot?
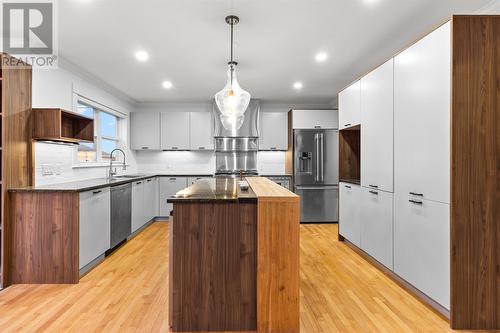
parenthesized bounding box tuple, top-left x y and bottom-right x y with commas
(190, 112, 214, 150)
(360, 188, 393, 269)
(394, 194, 450, 309)
(79, 187, 111, 269)
(339, 183, 361, 246)
(143, 177, 158, 222)
(130, 112, 161, 150)
(131, 180, 144, 232)
(187, 177, 204, 185)
(339, 80, 361, 129)
(159, 177, 188, 216)
(394, 22, 450, 203)
(161, 112, 190, 150)
(259, 112, 288, 150)
(361, 59, 394, 192)
(292, 110, 338, 129)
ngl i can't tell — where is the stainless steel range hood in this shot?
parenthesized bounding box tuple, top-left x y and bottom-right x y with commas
(213, 100, 260, 176)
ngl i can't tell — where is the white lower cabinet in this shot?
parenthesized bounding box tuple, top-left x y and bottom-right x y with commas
(131, 180, 145, 232)
(187, 177, 204, 185)
(394, 194, 450, 309)
(159, 177, 188, 216)
(79, 187, 111, 269)
(339, 182, 361, 247)
(360, 188, 393, 269)
(143, 177, 159, 221)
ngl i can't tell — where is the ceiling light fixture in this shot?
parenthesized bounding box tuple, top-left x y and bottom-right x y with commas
(293, 82, 303, 90)
(315, 52, 328, 63)
(162, 81, 173, 89)
(214, 15, 251, 131)
(135, 50, 149, 62)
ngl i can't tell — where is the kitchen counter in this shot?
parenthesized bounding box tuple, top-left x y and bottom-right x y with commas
(9, 174, 213, 193)
(167, 178, 256, 202)
(168, 177, 299, 332)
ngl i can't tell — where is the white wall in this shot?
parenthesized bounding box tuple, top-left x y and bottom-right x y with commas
(33, 60, 138, 185)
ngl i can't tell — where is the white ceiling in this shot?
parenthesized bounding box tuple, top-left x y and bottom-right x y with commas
(59, 0, 493, 104)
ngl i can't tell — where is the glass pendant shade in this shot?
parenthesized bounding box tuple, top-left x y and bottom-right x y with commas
(215, 63, 251, 131)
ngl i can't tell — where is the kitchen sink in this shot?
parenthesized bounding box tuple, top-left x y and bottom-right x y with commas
(113, 174, 146, 179)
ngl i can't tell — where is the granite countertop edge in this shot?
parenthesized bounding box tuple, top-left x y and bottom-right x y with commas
(9, 174, 214, 193)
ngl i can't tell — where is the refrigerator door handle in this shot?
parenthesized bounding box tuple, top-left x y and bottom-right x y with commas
(314, 133, 319, 182)
(319, 132, 324, 182)
(295, 185, 339, 190)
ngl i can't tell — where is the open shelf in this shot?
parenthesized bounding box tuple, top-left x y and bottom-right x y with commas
(339, 125, 361, 184)
(33, 108, 94, 143)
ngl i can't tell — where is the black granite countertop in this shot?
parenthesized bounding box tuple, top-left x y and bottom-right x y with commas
(167, 178, 257, 203)
(8, 174, 214, 193)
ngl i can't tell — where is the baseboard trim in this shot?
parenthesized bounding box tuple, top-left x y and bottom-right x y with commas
(340, 235, 450, 321)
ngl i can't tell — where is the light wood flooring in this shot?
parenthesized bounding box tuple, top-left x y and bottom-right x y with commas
(0, 222, 477, 332)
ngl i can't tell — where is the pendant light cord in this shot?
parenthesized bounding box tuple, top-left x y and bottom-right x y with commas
(230, 20, 234, 87)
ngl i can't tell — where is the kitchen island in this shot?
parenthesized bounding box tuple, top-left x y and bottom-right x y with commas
(167, 177, 300, 333)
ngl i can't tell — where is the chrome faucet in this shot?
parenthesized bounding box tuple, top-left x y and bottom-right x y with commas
(108, 148, 127, 179)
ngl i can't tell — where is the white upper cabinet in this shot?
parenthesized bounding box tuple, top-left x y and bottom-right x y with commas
(339, 80, 361, 129)
(190, 112, 214, 151)
(259, 112, 288, 150)
(130, 112, 161, 150)
(361, 59, 394, 192)
(161, 112, 190, 150)
(291, 109, 337, 129)
(394, 22, 450, 204)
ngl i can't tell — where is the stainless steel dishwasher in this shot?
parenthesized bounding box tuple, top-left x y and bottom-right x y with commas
(110, 183, 132, 248)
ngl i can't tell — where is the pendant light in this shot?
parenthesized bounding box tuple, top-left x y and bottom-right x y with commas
(214, 15, 251, 131)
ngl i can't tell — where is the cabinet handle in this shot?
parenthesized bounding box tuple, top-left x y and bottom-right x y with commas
(270, 147, 277, 150)
(171, 147, 178, 150)
(314, 125, 321, 129)
(92, 190, 102, 195)
(369, 190, 379, 195)
(141, 147, 149, 150)
(198, 147, 205, 150)
(344, 123, 351, 127)
(409, 192, 424, 197)
(136, 182, 142, 185)
(344, 185, 351, 189)
(169, 178, 177, 181)
(369, 185, 378, 188)
(147, 179, 152, 182)
(409, 199, 423, 205)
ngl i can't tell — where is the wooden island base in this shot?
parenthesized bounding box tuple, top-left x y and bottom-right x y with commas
(168, 177, 300, 333)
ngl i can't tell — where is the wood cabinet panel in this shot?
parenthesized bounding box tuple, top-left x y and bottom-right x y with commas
(170, 202, 257, 331)
(450, 15, 500, 330)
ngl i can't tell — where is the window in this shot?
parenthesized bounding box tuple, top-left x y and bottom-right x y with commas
(75, 100, 124, 164)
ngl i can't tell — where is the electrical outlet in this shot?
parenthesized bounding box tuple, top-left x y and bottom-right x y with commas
(42, 164, 53, 176)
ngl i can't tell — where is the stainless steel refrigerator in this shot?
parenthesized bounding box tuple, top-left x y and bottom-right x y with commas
(294, 129, 339, 223)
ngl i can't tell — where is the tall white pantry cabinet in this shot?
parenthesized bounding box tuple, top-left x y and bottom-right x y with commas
(339, 16, 500, 330)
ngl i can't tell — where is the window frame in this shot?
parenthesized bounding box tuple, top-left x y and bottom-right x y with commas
(73, 95, 127, 166)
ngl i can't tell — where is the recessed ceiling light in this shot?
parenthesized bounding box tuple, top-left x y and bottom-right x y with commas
(315, 52, 328, 62)
(363, 0, 380, 5)
(293, 82, 303, 90)
(135, 50, 149, 62)
(162, 81, 173, 89)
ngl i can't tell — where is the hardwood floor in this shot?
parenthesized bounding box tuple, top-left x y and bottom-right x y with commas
(0, 222, 477, 332)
